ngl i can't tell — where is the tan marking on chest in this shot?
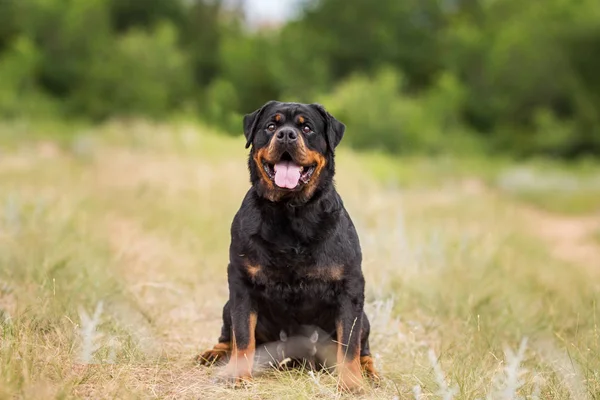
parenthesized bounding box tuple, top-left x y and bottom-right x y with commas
(246, 264, 262, 278)
(306, 265, 344, 281)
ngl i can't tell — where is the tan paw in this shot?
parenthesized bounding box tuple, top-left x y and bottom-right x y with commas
(195, 342, 231, 366)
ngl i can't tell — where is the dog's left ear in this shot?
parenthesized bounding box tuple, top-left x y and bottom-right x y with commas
(311, 103, 345, 150)
(244, 100, 276, 149)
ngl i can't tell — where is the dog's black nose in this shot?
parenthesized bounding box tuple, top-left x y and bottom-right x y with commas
(276, 129, 298, 143)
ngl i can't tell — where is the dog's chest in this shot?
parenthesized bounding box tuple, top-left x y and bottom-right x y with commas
(246, 263, 344, 305)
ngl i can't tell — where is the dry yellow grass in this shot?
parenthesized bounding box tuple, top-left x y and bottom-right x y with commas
(0, 121, 598, 399)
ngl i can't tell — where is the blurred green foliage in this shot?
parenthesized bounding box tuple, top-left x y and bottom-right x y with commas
(319, 68, 479, 155)
(0, 0, 599, 158)
(70, 22, 192, 119)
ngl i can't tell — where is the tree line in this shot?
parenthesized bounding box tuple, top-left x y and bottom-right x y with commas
(1, 0, 599, 158)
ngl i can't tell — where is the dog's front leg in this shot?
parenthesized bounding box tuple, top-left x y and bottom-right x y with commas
(220, 266, 257, 384)
(335, 273, 366, 392)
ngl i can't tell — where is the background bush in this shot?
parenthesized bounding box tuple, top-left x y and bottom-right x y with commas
(70, 22, 192, 120)
(0, 37, 58, 119)
(320, 69, 479, 155)
(0, 0, 598, 159)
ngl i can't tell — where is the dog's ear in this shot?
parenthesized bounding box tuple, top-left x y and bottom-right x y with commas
(243, 100, 276, 149)
(311, 103, 345, 150)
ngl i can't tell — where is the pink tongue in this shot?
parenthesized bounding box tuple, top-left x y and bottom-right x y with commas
(274, 161, 302, 189)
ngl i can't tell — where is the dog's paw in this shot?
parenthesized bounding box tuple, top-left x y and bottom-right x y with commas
(337, 377, 366, 394)
(215, 361, 253, 388)
(337, 363, 366, 393)
(360, 355, 381, 386)
(195, 342, 231, 366)
(211, 354, 255, 388)
(214, 372, 252, 388)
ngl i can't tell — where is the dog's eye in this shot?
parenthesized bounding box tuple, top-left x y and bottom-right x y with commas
(267, 123, 276, 132)
(302, 125, 312, 134)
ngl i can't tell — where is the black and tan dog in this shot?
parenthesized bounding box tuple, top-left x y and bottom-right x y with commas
(197, 101, 378, 391)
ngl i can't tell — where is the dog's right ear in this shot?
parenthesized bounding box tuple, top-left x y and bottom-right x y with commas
(243, 100, 276, 149)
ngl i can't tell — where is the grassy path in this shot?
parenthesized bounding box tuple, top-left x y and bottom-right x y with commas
(0, 123, 598, 399)
(519, 205, 600, 273)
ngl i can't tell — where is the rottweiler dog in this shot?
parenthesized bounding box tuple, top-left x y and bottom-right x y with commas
(197, 101, 378, 391)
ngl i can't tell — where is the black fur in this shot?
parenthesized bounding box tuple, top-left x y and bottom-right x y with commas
(199, 101, 376, 388)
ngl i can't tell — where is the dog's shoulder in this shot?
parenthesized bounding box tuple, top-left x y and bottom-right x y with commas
(231, 188, 261, 238)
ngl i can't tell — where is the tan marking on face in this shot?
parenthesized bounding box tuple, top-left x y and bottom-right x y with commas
(298, 115, 305, 124)
(274, 113, 282, 122)
(253, 134, 287, 201)
(294, 134, 327, 199)
(253, 132, 326, 202)
(254, 148, 275, 189)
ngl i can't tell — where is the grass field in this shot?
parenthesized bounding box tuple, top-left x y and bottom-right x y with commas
(1, 120, 599, 399)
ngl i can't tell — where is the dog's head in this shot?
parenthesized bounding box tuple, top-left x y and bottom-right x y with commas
(244, 101, 345, 203)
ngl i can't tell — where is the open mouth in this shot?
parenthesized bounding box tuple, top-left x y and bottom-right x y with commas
(263, 152, 316, 189)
